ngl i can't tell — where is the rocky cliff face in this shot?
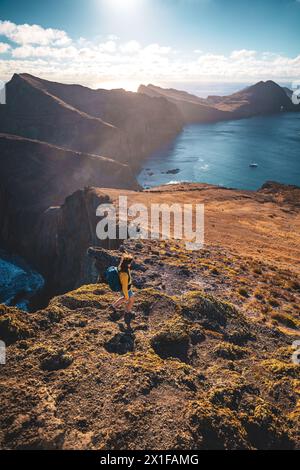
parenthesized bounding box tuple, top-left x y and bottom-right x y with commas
(208, 80, 297, 117)
(32, 188, 124, 298)
(0, 134, 136, 298)
(0, 74, 183, 169)
(139, 81, 300, 123)
(138, 84, 230, 123)
(0, 133, 137, 212)
(0, 183, 121, 300)
(0, 74, 132, 162)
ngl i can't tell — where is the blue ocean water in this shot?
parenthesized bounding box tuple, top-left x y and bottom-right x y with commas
(138, 113, 300, 191)
(0, 250, 45, 311)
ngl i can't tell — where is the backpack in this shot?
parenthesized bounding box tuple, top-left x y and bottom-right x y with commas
(104, 267, 122, 292)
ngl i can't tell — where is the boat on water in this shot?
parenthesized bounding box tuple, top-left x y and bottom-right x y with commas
(249, 163, 258, 168)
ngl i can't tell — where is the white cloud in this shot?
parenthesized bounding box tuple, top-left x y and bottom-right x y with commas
(0, 20, 71, 46)
(1, 20, 300, 88)
(11, 45, 78, 59)
(143, 43, 171, 55)
(119, 40, 141, 54)
(230, 49, 257, 60)
(0, 42, 11, 53)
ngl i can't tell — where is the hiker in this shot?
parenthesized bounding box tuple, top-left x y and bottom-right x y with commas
(113, 254, 135, 314)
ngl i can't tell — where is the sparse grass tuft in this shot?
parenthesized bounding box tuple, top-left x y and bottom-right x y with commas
(213, 342, 248, 360)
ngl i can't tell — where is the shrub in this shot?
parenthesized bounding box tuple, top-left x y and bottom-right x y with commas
(270, 312, 299, 330)
(187, 400, 248, 449)
(150, 315, 189, 361)
(261, 359, 299, 378)
(213, 342, 248, 360)
(0, 308, 33, 345)
(268, 298, 280, 308)
(239, 288, 249, 298)
(40, 348, 73, 371)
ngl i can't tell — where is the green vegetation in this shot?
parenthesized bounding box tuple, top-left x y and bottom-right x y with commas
(0, 305, 33, 345)
(40, 347, 73, 371)
(270, 312, 300, 329)
(150, 315, 189, 360)
(213, 341, 248, 360)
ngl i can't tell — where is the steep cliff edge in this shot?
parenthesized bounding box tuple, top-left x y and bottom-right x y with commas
(2, 178, 300, 308)
(0, 134, 136, 297)
(0, 181, 299, 450)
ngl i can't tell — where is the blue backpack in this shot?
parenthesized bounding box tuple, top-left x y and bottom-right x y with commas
(104, 267, 122, 292)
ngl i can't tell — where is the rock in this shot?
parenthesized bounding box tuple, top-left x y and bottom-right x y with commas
(165, 169, 180, 175)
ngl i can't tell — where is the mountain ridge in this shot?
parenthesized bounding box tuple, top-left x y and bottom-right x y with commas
(1, 73, 183, 168)
(138, 80, 299, 122)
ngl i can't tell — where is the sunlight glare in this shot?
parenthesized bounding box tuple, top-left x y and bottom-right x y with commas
(102, 0, 142, 11)
(96, 79, 141, 92)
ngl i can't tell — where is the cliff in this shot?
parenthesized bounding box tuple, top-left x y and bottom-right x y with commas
(0, 134, 136, 297)
(0, 74, 183, 168)
(0, 133, 137, 212)
(207, 80, 297, 117)
(2, 177, 300, 309)
(139, 81, 300, 123)
(138, 84, 231, 123)
(0, 181, 299, 450)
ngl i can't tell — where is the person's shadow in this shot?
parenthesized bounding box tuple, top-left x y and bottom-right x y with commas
(119, 313, 134, 333)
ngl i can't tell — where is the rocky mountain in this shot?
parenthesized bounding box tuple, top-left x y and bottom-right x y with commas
(138, 83, 230, 123)
(207, 80, 297, 117)
(0, 74, 183, 168)
(139, 80, 300, 123)
(282, 86, 293, 100)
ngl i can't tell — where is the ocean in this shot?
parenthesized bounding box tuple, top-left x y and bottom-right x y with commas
(0, 250, 45, 311)
(138, 112, 300, 191)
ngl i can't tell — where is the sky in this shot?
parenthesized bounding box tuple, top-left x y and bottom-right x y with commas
(0, 0, 300, 92)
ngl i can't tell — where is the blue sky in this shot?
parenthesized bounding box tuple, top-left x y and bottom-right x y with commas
(0, 0, 300, 91)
